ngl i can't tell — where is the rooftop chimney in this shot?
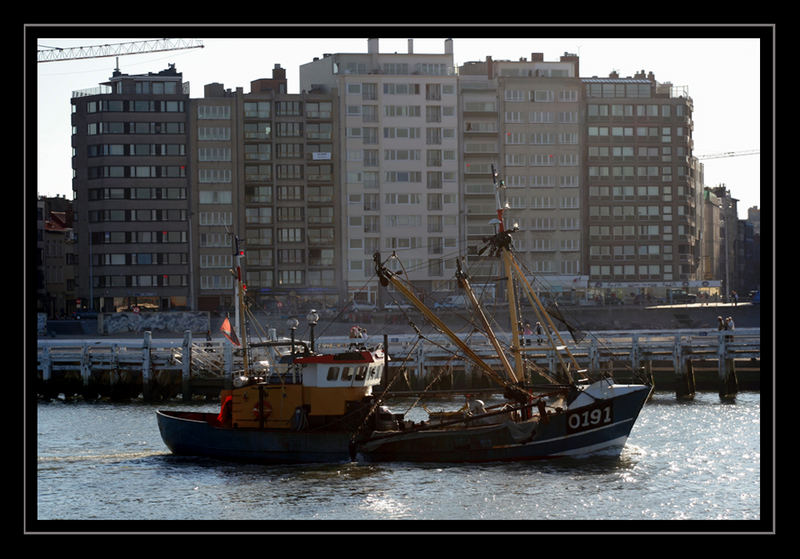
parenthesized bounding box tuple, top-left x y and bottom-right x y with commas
(368, 38, 379, 54)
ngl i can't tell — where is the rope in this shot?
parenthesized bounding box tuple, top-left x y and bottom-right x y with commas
(315, 268, 379, 339)
(403, 357, 458, 415)
(378, 251, 529, 395)
(346, 335, 424, 441)
(513, 257, 648, 383)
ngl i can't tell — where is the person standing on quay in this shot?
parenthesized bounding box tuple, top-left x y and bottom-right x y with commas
(724, 316, 735, 343)
(535, 321, 544, 344)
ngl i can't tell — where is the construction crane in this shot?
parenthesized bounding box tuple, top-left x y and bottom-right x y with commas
(696, 149, 759, 160)
(37, 39, 204, 63)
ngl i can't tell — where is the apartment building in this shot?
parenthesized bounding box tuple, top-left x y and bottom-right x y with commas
(65, 45, 727, 316)
(71, 62, 341, 315)
(698, 185, 724, 284)
(583, 71, 699, 301)
(708, 184, 741, 299)
(300, 38, 460, 306)
(459, 53, 585, 303)
(71, 64, 192, 312)
(191, 65, 341, 313)
(36, 195, 76, 317)
(190, 81, 239, 312)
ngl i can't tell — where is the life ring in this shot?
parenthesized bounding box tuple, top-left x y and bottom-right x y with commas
(253, 400, 272, 420)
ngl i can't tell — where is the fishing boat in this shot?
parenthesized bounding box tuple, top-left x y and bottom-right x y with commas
(156, 238, 387, 464)
(355, 165, 653, 463)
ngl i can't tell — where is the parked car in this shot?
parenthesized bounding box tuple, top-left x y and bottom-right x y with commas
(384, 302, 413, 311)
(73, 311, 99, 320)
(433, 295, 468, 310)
(668, 290, 697, 304)
(348, 301, 377, 312)
(319, 306, 341, 319)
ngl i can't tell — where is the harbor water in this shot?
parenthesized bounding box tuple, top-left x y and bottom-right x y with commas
(32, 391, 766, 529)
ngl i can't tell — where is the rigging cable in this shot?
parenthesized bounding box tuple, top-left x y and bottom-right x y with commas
(347, 335, 425, 442)
(512, 257, 650, 384)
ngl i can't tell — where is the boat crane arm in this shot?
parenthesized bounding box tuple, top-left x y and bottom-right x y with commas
(454, 258, 519, 383)
(373, 252, 522, 394)
(507, 257, 585, 381)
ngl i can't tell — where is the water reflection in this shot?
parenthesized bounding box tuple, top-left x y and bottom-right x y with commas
(359, 493, 411, 519)
(36, 393, 762, 521)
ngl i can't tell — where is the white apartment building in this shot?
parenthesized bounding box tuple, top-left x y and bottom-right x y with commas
(459, 53, 587, 304)
(300, 39, 460, 306)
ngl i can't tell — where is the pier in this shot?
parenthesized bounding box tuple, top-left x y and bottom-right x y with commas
(35, 328, 760, 401)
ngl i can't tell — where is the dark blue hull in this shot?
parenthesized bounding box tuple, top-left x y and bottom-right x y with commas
(156, 410, 354, 464)
(357, 383, 652, 463)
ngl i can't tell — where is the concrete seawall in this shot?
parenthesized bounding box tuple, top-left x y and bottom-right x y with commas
(39, 302, 761, 340)
(529, 303, 761, 331)
(281, 302, 762, 338)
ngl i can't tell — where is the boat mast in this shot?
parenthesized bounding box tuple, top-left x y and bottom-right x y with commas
(233, 235, 249, 376)
(490, 164, 525, 383)
(488, 165, 584, 384)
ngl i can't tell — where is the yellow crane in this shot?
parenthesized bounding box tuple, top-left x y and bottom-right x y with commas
(696, 149, 759, 160)
(37, 39, 204, 63)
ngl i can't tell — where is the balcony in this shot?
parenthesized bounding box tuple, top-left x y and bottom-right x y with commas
(463, 102, 497, 114)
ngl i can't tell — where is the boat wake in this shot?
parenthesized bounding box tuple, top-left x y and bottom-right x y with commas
(37, 450, 167, 465)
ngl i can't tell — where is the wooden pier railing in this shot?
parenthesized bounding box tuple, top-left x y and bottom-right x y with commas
(36, 328, 760, 401)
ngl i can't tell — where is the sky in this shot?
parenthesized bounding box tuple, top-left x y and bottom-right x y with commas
(31, 28, 769, 220)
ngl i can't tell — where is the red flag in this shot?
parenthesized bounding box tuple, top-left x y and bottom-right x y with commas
(220, 317, 240, 346)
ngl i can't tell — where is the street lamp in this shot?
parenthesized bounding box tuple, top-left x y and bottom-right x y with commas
(306, 309, 319, 352)
(287, 317, 299, 354)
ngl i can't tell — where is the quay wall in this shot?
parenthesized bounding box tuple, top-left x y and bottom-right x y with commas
(209, 303, 761, 338)
(549, 303, 761, 331)
(40, 312, 211, 337)
(101, 311, 209, 335)
(39, 303, 760, 339)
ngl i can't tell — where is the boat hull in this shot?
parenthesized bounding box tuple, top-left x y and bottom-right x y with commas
(357, 383, 652, 463)
(156, 410, 355, 464)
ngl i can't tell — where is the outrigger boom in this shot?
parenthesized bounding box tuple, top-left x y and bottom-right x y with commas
(373, 162, 586, 393)
(359, 164, 652, 463)
(373, 252, 519, 395)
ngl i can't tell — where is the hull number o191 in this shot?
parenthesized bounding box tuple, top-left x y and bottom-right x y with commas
(566, 403, 613, 434)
